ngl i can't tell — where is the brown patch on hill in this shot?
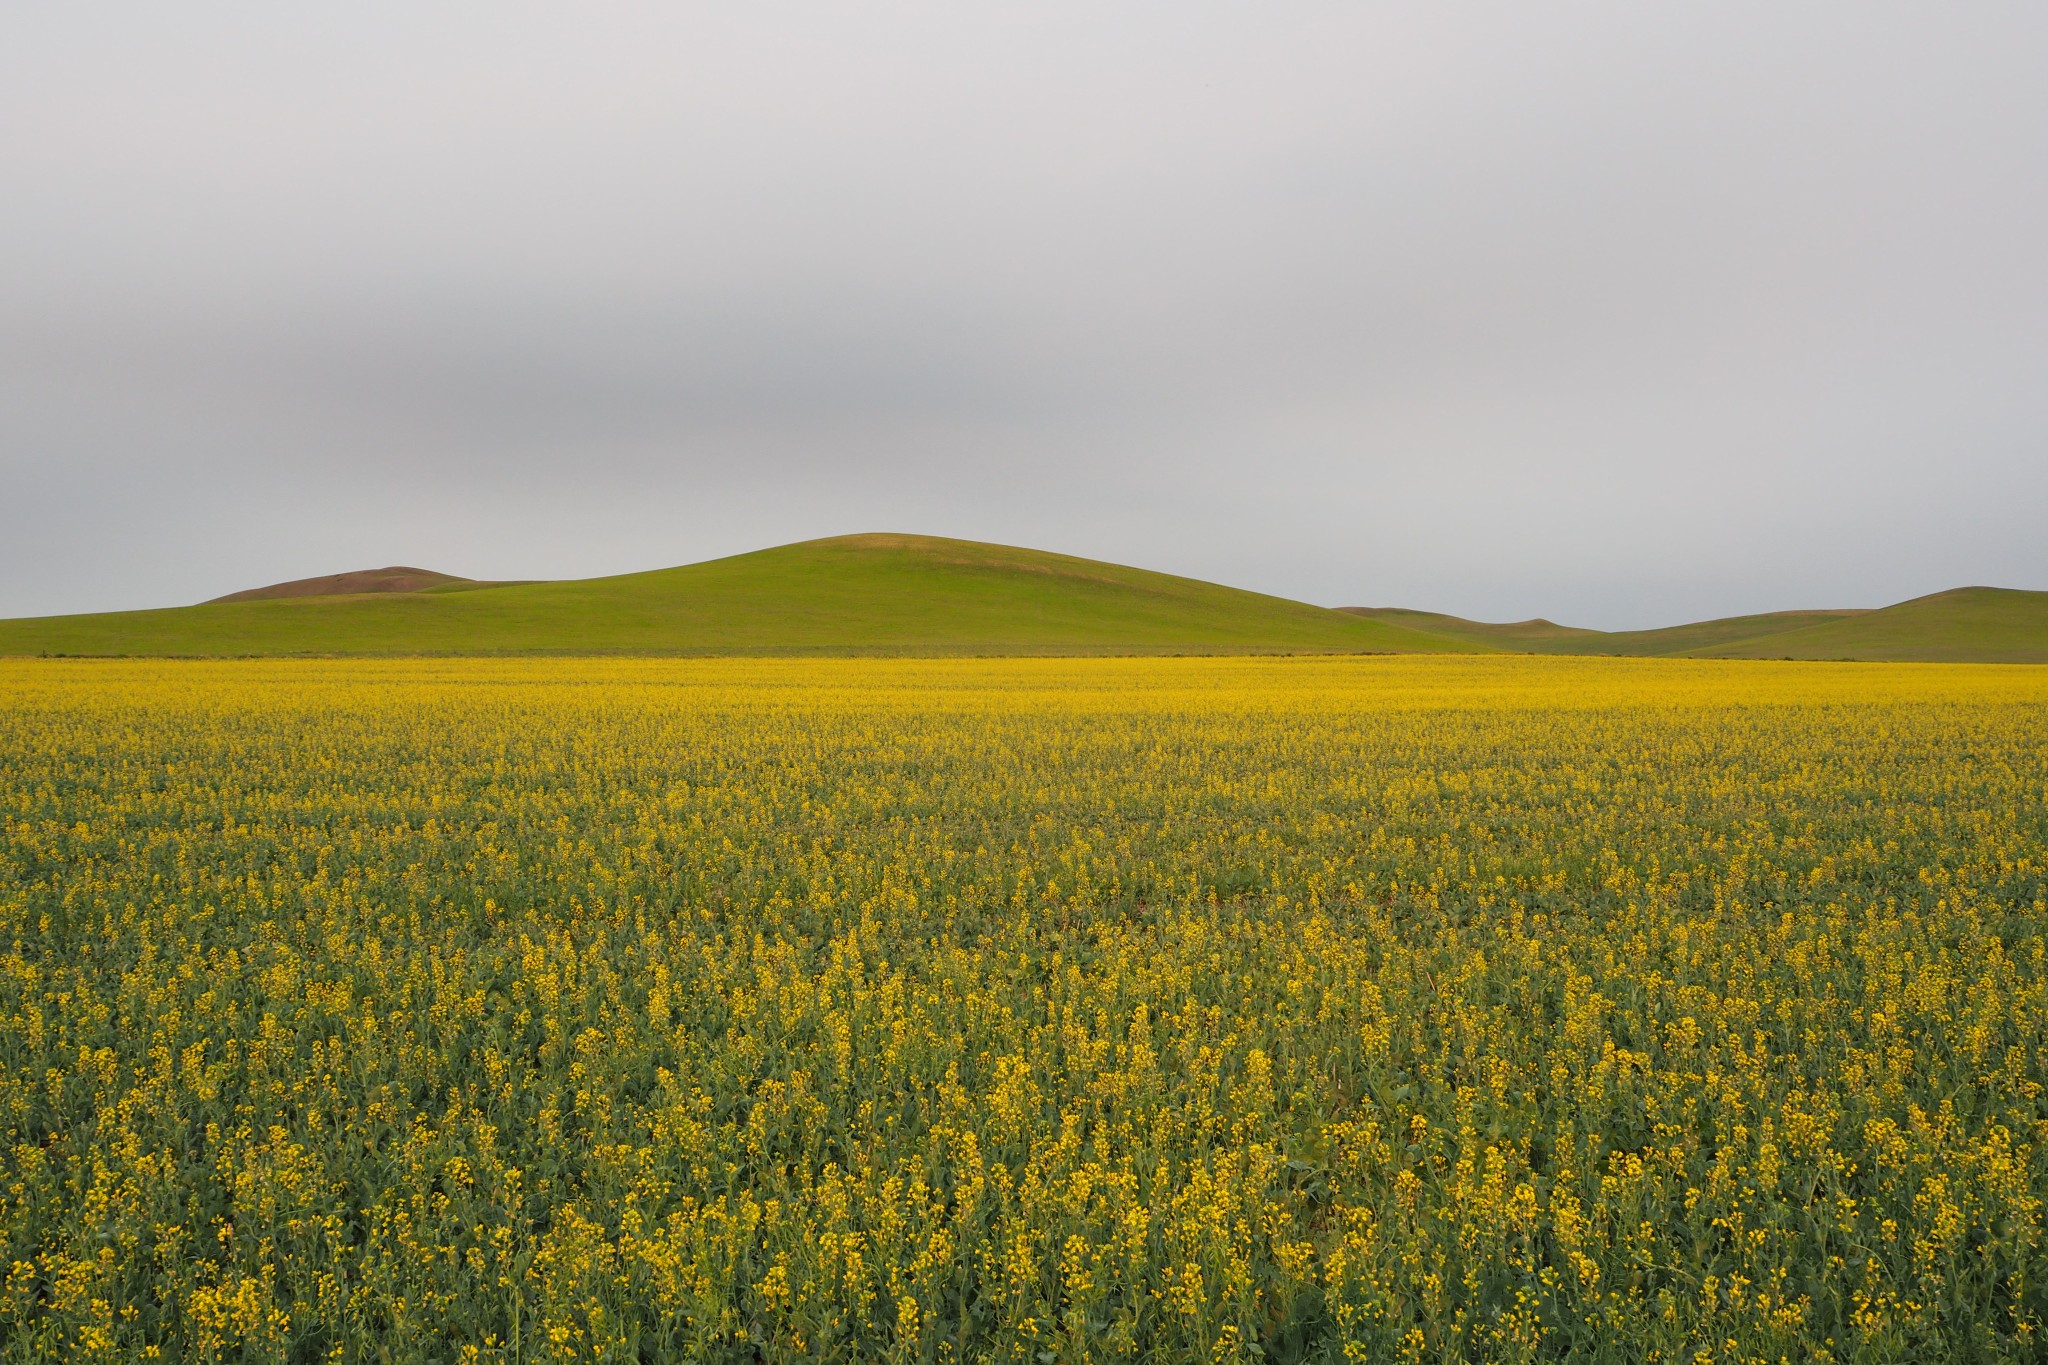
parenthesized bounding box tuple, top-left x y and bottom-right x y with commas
(206, 567, 472, 604)
(812, 533, 1157, 592)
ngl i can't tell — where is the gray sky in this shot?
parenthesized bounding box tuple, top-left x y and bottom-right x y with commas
(5, 3, 2045, 629)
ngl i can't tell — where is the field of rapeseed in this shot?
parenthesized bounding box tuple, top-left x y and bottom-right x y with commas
(0, 656, 2044, 1363)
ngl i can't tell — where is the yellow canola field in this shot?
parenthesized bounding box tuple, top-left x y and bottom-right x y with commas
(1, 656, 2045, 1363)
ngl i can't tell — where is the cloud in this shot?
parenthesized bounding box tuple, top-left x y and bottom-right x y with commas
(5, 3, 2045, 625)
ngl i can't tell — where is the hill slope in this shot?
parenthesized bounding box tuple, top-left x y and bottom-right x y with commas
(1338, 608, 1606, 652)
(1595, 610, 1872, 657)
(1346, 590, 2048, 662)
(1694, 587, 2048, 662)
(207, 566, 476, 603)
(0, 534, 1469, 658)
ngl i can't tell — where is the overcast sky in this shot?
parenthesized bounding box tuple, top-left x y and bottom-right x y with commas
(4, 4, 2044, 628)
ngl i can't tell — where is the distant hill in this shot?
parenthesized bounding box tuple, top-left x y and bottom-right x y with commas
(7, 537, 2039, 661)
(206, 566, 480, 603)
(1337, 608, 1606, 653)
(0, 534, 1467, 658)
(1344, 588, 2048, 662)
(1694, 587, 2048, 663)
(1594, 610, 1873, 657)
(1338, 606, 1871, 656)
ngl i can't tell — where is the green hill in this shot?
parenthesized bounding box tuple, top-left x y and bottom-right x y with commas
(206, 566, 489, 603)
(1339, 607, 1870, 657)
(0, 534, 1468, 658)
(13, 536, 2039, 661)
(1338, 608, 1605, 652)
(1346, 589, 2048, 662)
(1694, 587, 2048, 662)
(1595, 610, 1871, 657)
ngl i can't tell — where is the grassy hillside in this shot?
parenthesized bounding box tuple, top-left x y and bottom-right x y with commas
(1338, 606, 1871, 655)
(1596, 610, 1870, 657)
(1348, 591, 2048, 662)
(208, 566, 479, 603)
(1339, 608, 1604, 652)
(1696, 587, 2048, 662)
(0, 534, 1470, 658)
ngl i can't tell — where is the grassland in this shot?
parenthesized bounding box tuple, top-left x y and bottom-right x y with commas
(0, 535, 1462, 659)
(5, 534, 2041, 662)
(2, 655, 2045, 1361)
(1696, 587, 2048, 662)
(206, 567, 489, 604)
(1345, 587, 2048, 662)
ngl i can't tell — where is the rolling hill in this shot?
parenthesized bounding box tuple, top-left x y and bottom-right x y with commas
(1335, 608, 1607, 653)
(7, 536, 2040, 661)
(0, 534, 1468, 658)
(1338, 606, 1872, 656)
(206, 566, 488, 603)
(1344, 588, 2048, 662)
(1692, 587, 2048, 662)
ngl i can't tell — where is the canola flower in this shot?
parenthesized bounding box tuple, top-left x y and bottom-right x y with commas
(0, 654, 2043, 1363)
